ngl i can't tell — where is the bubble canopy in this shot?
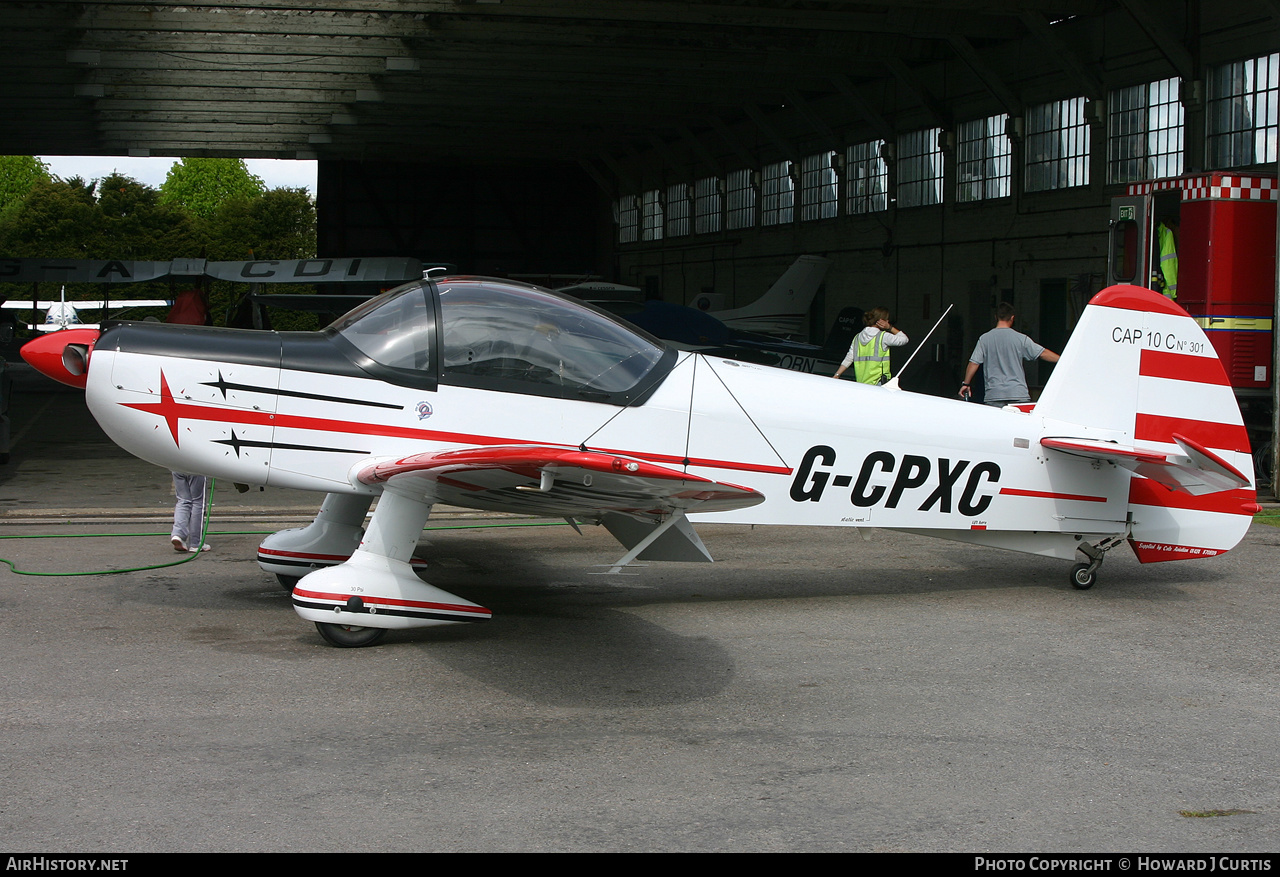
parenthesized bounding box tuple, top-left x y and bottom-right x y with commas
(328, 276, 677, 405)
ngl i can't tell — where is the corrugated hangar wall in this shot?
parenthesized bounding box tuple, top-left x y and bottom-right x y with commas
(316, 160, 611, 279)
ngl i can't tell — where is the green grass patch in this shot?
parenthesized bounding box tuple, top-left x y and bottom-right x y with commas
(1254, 511, 1280, 528)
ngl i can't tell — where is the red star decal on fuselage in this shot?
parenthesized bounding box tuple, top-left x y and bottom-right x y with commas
(121, 371, 185, 446)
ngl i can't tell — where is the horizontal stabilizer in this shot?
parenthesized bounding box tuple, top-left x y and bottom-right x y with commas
(1042, 434, 1251, 496)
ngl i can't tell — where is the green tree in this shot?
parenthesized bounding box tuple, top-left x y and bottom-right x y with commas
(159, 157, 265, 219)
(207, 187, 315, 260)
(97, 172, 200, 259)
(205, 187, 319, 329)
(0, 176, 100, 258)
(0, 164, 318, 329)
(0, 156, 52, 217)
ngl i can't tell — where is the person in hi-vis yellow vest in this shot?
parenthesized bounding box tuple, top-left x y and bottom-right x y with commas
(1155, 217, 1178, 300)
(833, 307, 908, 384)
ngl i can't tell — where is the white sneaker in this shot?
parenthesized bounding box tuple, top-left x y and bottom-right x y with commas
(171, 537, 186, 553)
(188, 543, 211, 553)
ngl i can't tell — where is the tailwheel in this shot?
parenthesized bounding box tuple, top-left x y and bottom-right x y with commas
(1069, 562, 1097, 590)
(315, 622, 388, 648)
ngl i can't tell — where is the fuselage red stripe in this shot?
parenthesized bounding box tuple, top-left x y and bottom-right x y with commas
(1134, 413, 1250, 453)
(1138, 349, 1231, 386)
(124, 394, 793, 476)
(999, 487, 1108, 503)
(1127, 479, 1258, 516)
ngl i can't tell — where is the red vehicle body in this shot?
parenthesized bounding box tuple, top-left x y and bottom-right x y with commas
(1108, 173, 1276, 389)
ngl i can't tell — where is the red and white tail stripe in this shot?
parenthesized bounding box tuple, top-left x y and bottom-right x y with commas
(1036, 285, 1257, 564)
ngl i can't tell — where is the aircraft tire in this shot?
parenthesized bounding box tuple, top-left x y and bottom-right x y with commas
(1069, 563, 1097, 590)
(315, 622, 388, 648)
(276, 574, 300, 592)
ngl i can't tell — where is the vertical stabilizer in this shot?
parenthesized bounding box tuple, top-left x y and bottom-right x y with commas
(711, 255, 831, 336)
(1035, 285, 1258, 562)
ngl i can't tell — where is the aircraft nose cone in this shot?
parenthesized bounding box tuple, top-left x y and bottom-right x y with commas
(20, 328, 100, 389)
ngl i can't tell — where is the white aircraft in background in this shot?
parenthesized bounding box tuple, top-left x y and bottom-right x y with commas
(2, 287, 169, 332)
(22, 277, 1257, 648)
(692, 254, 830, 337)
(560, 254, 831, 339)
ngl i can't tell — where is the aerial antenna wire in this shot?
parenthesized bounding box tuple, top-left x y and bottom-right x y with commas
(881, 303, 954, 391)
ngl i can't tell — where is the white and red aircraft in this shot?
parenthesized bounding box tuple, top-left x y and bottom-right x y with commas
(2, 287, 170, 332)
(21, 276, 1258, 647)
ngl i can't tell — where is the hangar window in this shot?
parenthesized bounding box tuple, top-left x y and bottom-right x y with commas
(957, 114, 1011, 201)
(846, 140, 888, 214)
(726, 168, 756, 229)
(800, 151, 839, 221)
(1025, 97, 1090, 191)
(694, 176, 722, 234)
(1206, 53, 1279, 168)
(641, 189, 664, 241)
(614, 196, 638, 244)
(897, 128, 943, 207)
(1108, 78, 1183, 183)
(666, 183, 691, 238)
(761, 161, 795, 225)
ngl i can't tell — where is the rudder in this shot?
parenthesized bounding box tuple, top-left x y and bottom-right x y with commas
(1034, 285, 1258, 563)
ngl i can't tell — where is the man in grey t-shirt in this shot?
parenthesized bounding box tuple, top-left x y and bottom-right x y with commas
(959, 303, 1060, 406)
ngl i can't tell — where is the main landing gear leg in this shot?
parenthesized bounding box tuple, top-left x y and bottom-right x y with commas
(1069, 535, 1127, 590)
(291, 488, 491, 647)
(258, 492, 373, 591)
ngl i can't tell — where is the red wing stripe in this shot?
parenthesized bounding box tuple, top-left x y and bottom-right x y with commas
(595, 447, 791, 475)
(999, 487, 1108, 503)
(1139, 349, 1231, 386)
(1134, 414, 1249, 453)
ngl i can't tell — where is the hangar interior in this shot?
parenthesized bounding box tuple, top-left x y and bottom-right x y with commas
(1, 1, 1277, 404)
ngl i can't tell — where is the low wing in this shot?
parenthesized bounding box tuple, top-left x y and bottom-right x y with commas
(76, 299, 171, 309)
(1042, 434, 1251, 496)
(1, 300, 169, 310)
(356, 445, 764, 521)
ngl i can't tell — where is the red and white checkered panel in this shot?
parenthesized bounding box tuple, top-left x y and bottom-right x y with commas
(1125, 174, 1277, 201)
